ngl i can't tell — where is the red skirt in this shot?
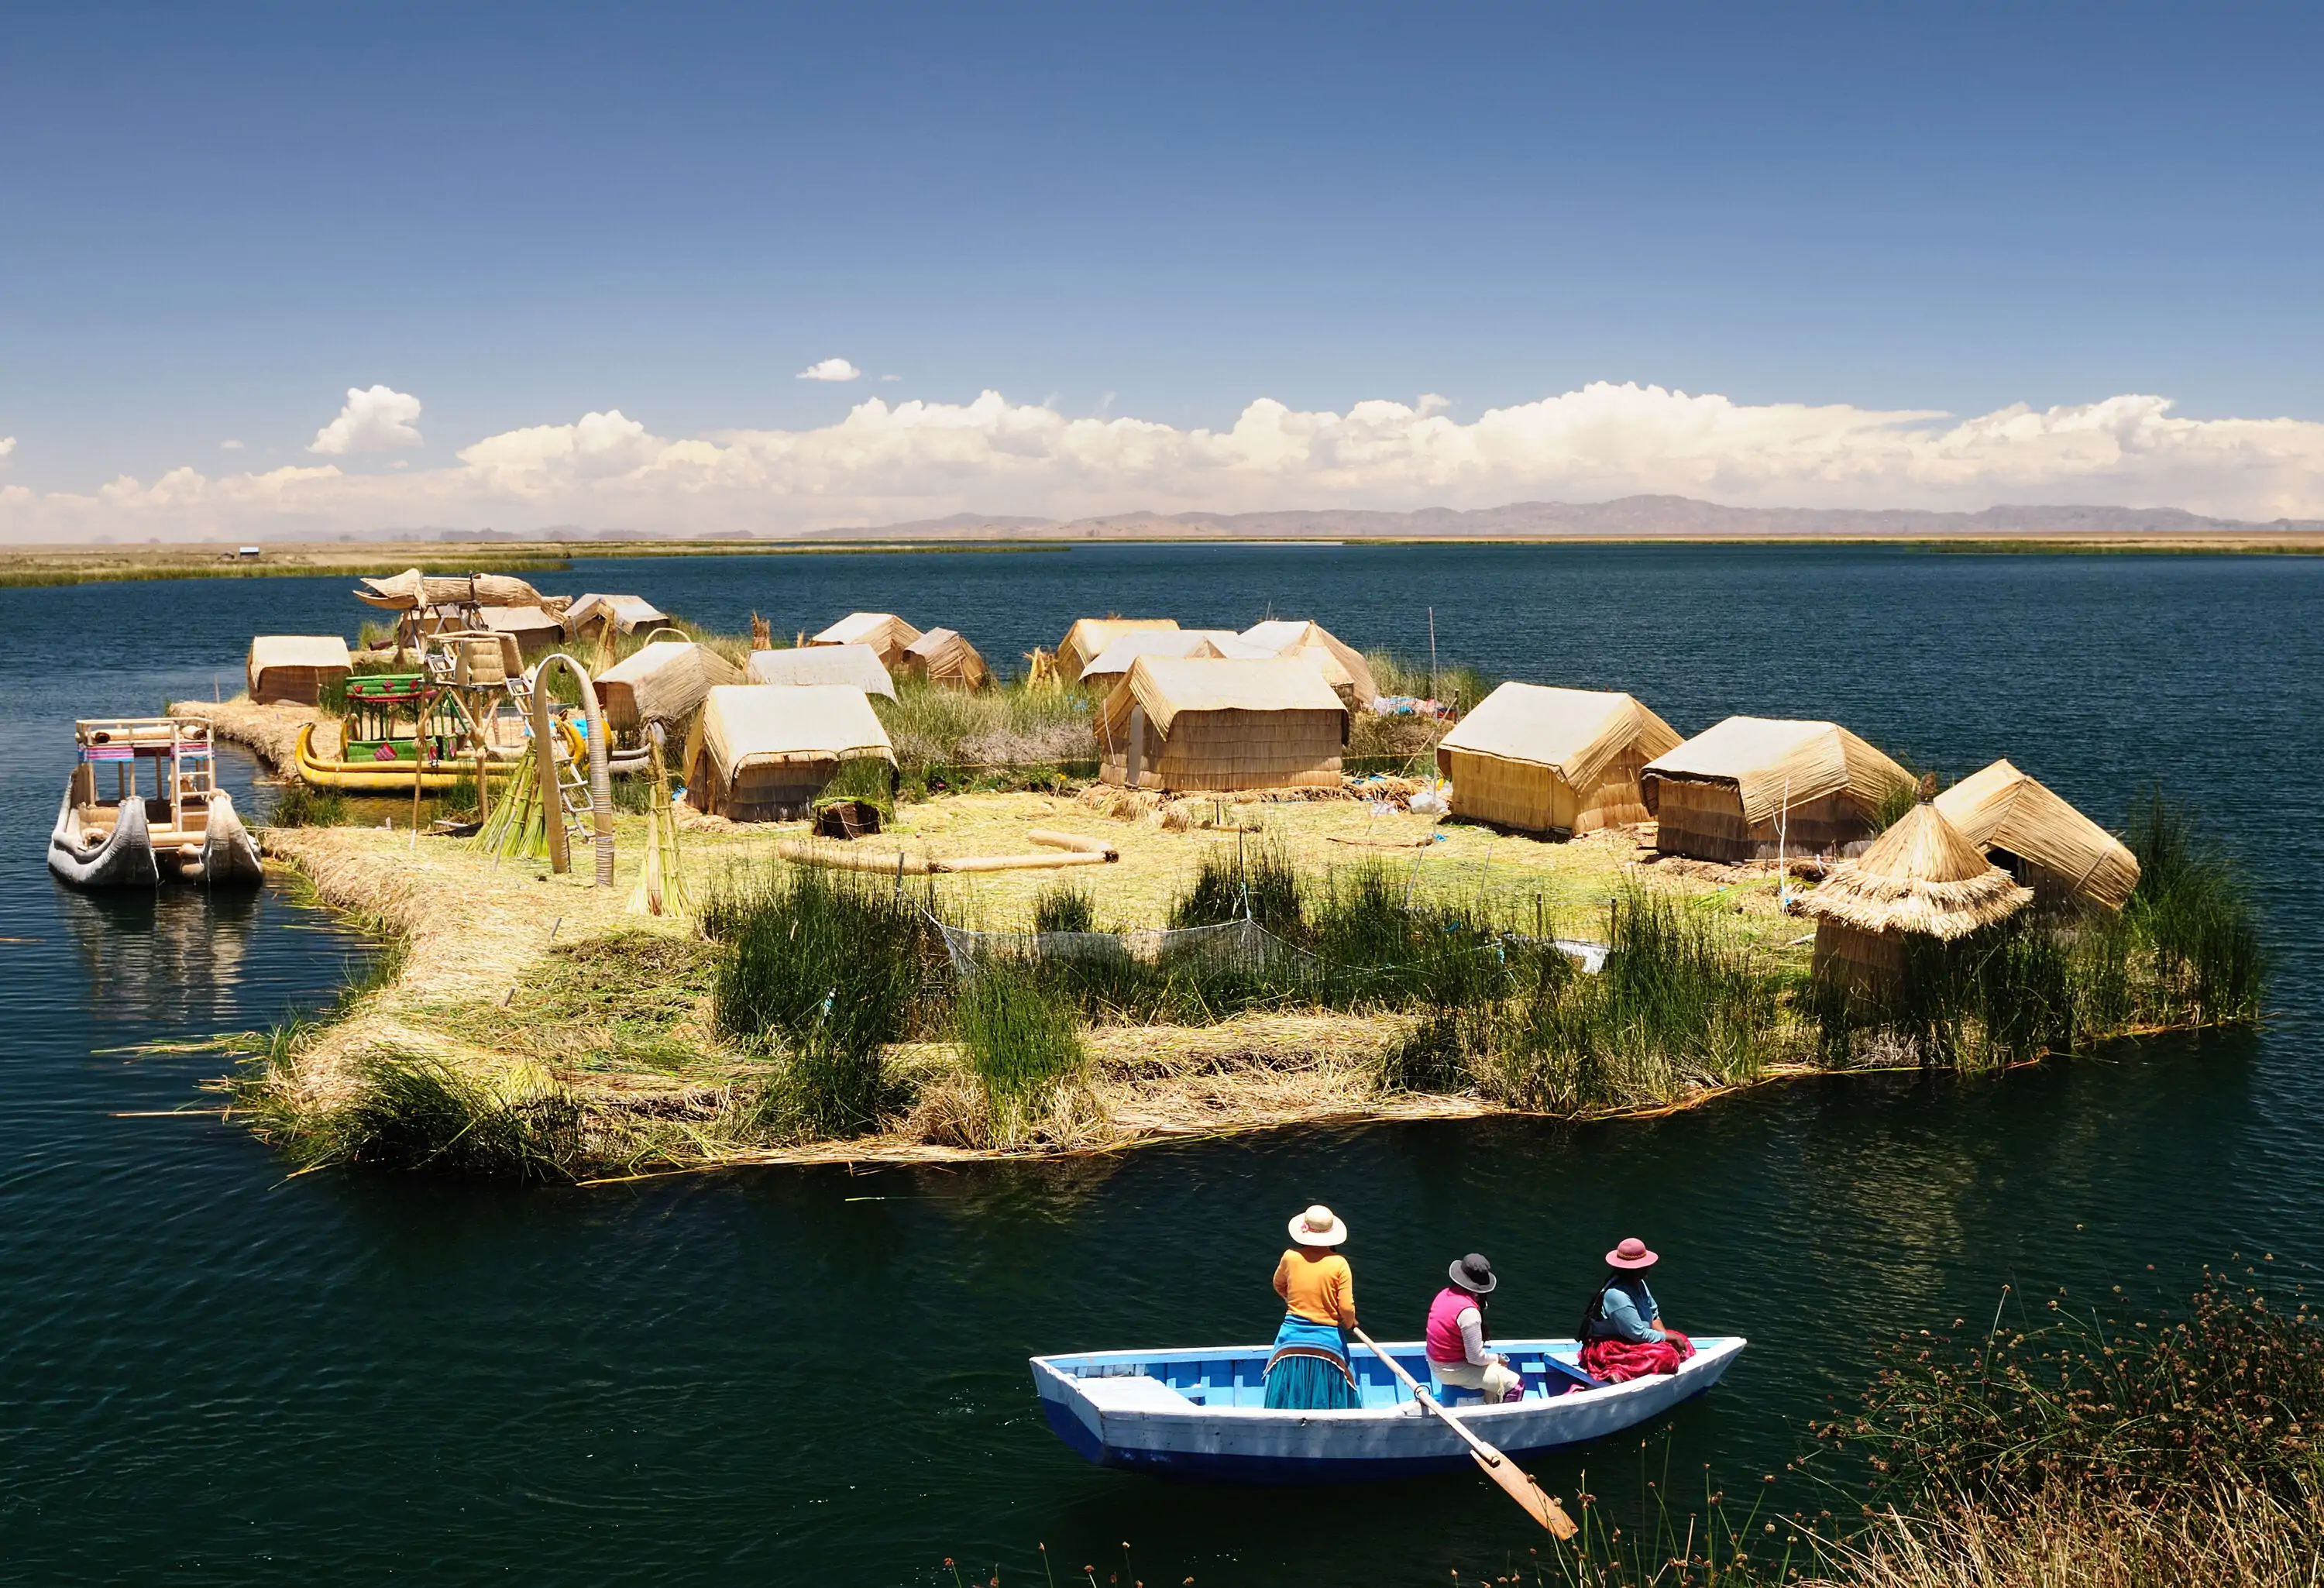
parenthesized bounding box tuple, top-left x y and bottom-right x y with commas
(1579, 1329, 1694, 1383)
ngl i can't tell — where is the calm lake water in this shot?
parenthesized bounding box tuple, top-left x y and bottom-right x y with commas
(1, 545, 2316, 1585)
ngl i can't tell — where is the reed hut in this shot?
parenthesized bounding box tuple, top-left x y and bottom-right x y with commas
(1078, 629, 1271, 688)
(565, 593, 669, 644)
(1642, 717, 1913, 861)
(1798, 800, 2033, 995)
(1098, 656, 1347, 792)
(1934, 759, 2139, 911)
(246, 635, 352, 706)
(1435, 684, 1683, 837)
(683, 684, 896, 822)
(899, 627, 991, 690)
(475, 604, 566, 660)
(810, 613, 922, 671)
(1239, 620, 1380, 710)
(596, 641, 744, 730)
(1057, 617, 1177, 679)
(746, 643, 896, 699)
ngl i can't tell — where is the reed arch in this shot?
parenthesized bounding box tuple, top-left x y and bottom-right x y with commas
(527, 652, 615, 885)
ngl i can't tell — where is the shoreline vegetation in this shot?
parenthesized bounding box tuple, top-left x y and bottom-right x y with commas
(180, 618, 2264, 1184)
(12, 527, 2324, 587)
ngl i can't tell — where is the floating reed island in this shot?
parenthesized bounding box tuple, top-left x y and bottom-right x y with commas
(180, 579, 2264, 1181)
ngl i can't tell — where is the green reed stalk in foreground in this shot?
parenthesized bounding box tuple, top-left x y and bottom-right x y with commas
(953, 958, 1090, 1149)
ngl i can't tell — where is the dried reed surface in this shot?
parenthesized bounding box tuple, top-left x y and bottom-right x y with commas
(175, 695, 335, 769)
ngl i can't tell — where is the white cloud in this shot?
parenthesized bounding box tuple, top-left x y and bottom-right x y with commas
(796, 358, 862, 383)
(221, 438, 246, 452)
(0, 435, 15, 464)
(308, 384, 424, 455)
(8, 381, 2324, 541)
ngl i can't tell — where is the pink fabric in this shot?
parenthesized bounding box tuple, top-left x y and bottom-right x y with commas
(1580, 1328, 1695, 1383)
(1425, 1287, 1478, 1364)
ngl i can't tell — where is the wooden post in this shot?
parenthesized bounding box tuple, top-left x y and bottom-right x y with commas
(1126, 704, 1145, 792)
(474, 741, 490, 829)
(528, 674, 570, 875)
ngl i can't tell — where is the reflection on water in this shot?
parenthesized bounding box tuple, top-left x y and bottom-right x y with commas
(0, 550, 2316, 1586)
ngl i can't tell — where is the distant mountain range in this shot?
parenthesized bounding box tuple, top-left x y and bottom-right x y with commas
(806, 497, 2324, 541)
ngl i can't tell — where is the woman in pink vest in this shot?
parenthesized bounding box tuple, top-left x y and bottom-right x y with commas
(1425, 1253, 1521, 1404)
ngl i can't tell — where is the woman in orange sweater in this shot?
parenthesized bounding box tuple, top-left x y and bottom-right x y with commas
(1263, 1204, 1362, 1410)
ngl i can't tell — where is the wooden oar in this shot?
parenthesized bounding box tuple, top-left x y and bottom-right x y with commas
(1349, 1325, 1577, 1539)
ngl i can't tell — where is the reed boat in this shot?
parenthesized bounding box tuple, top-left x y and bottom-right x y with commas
(291, 717, 586, 792)
(50, 717, 263, 889)
(1031, 1334, 1745, 1483)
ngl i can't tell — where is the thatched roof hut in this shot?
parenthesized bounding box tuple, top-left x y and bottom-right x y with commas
(1934, 759, 2139, 911)
(475, 604, 566, 660)
(565, 593, 669, 642)
(899, 627, 991, 690)
(683, 685, 896, 822)
(746, 643, 896, 699)
(810, 613, 922, 671)
(1078, 629, 1270, 687)
(1436, 683, 1682, 837)
(596, 641, 744, 730)
(246, 635, 352, 706)
(1799, 801, 2033, 993)
(1098, 656, 1347, 792)
(1642, 717, 1913, 861)
(1057, 617, 1177, 679)
(1239, 620, 1380, 710)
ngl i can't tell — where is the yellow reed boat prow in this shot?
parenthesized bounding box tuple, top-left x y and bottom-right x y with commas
(292, 720, 586, 792)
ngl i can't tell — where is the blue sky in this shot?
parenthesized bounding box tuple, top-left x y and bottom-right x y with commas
(4, 2, 2322, 533)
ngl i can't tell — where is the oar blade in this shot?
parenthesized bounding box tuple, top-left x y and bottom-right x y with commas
(1470, 1450, 1578, 1540)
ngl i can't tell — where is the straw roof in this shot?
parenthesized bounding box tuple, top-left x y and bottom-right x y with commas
(746, 643, 896, 699)
(1239, 620, 1380, 707)
(247, 634, 352, 675)
(812, 611, 920, 650)
(1098, 655, 1348, 740)
(1057, 617, 1177, 676)
(474, 604, 563, 636)
(1934, 759, 2140, 910)
(1643, 716, 1913, 827)
(901, 627, 991, 688)
(354, 569, 559, 611)
(566, 593, 668, 634)
(1439, 683, 1682, 791)
(1798, 803, 2033, 940)
(690, 685, 894, 783)
(1078, 629, 1271, 682)
(596, 641, 744, 728)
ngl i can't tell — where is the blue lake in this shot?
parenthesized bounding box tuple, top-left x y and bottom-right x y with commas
(0, 544, 2315, 1584)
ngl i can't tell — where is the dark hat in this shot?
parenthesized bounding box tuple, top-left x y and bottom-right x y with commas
(1447, 1253, 1497, 1294)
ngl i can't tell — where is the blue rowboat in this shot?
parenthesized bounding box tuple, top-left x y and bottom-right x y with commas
(1032, 1335, 1745, 1483)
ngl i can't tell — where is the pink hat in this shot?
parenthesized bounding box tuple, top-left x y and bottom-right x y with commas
(1605, 1237, 1658, 1270)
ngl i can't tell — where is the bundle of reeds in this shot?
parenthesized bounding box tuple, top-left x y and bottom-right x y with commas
(626, 744, 689, 917)
(471, 739, 552, 861)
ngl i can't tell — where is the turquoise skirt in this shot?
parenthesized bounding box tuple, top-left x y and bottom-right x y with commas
(1263, 1314, 1360, 1410)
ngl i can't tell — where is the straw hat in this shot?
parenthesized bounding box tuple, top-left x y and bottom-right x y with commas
(1605, 1237, 1658, 1270)
(1448, 1253, 1497, 1294)
(1287, 1204, 1348, 1247)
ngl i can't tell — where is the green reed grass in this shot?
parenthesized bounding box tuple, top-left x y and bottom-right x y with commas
(1032, 881, 1098, 934)
(878, 678, 1096, 788)
(702, 863, 940, 1137)
(953, 958, 1089, 1148)
(265, 782, 350, 828)
(1365, 648, 1497, 710)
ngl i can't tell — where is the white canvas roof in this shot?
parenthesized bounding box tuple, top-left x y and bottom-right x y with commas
(1237, 620, 1380, 706)
(1078, 629, 1271, 681)
(694, 685, 895, 781)
(475, 604, 564, 634)
(746, 644, 896, 699)
(1101, 655, 1348, 738)
(596, 641, 744, 727)
(247, 635, 352, 674)
(811, 612, 920, 648)
(1438, 683, 1681, 792)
